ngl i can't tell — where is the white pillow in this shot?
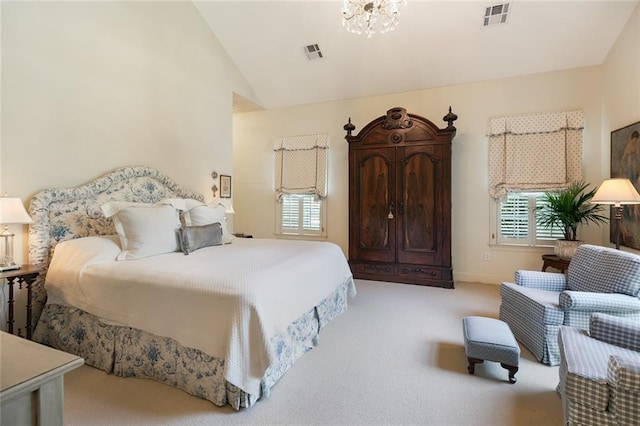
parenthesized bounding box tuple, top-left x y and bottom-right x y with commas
(102, 200, 185, 218)
(101, 202, 181, 260)
(183, 202, 234, 244)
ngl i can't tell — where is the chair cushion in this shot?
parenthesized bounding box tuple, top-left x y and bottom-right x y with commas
(568, 244, 640, 296)
(608, 356, 640, 426)
(500, 283, 564, 325)
(559, 326, 640, 412)
(590, 313, 640, 352)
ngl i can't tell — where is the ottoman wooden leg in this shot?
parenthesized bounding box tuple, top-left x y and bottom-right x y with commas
(467, 357, 484, 375)
(500, 363, 518, 384)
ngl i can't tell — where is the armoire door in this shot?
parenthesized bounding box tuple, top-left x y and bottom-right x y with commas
(350, 147, 396, 263)
(396, 144, 450, 267)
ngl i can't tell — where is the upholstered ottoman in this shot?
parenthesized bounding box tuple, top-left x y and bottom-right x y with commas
(462, 316, 520, 383)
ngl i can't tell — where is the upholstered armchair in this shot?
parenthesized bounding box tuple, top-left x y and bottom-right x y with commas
(499, 244, 640, 366)
(558, 313, 640, 425)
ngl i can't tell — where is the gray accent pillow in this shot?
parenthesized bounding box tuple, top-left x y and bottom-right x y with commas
(178, 222, 223, 255)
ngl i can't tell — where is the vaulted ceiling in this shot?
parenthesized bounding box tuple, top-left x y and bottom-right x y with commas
(194, 1, 638, 111)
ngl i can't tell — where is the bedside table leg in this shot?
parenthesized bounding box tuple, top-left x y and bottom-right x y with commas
(7, 278, 15, 334)
(26, 279, 33, 339)
(1, 268, 43, 338)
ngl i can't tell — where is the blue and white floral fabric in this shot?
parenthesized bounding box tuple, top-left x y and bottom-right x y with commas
(28, 166, 204, 331)
(34, 278, 353, 409)
(28, 166, 356, 410)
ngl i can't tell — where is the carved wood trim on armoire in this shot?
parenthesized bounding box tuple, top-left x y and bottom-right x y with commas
(344, 107, 458, 288)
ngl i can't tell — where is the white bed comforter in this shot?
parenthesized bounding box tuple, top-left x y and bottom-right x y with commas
(45, 236, 354, 395)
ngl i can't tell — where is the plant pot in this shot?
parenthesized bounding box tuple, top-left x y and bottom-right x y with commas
(554, 240, 582, 260)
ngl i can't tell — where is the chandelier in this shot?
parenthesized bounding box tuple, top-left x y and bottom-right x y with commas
(342, 0, 407, 38)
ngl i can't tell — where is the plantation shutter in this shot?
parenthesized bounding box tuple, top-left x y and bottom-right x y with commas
(280, 195, 322, 233)
(274, 134, 329, 200)
(301, 196, 321, 231)
(281, 196, 300, 230)
(534, 195, 563, 239)
(488, 110, 583, 200)
(499, 193, 565, 244)
(499, 193, 529, 240)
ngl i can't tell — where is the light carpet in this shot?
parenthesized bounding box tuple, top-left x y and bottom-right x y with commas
(62, 280, 562, 425)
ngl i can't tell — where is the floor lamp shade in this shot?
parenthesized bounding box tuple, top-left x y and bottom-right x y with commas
(592, 178, 640, 250)
(0, 197, 34, 271)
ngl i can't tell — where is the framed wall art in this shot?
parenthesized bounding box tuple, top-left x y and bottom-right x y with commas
(610, 121, 640, 250)
(220, 175, 232, 198)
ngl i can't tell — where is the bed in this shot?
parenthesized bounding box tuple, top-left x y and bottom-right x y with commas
(29, 166, 355, 410)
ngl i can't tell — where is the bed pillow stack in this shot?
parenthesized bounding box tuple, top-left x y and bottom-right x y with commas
(180, 199, 234, 245)
(101, 201, 182, 260)
(101, 199, 234, 259)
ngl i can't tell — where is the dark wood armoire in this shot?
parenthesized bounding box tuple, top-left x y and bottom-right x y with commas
(344, 107, 458, 288)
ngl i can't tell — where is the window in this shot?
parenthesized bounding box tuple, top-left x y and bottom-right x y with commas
(488, 110, 583, 201)
(487, 110, 584, 247)
(495, 192, 564, 246)
(276, 194, 326, 237)
(273, 133, 329, 238)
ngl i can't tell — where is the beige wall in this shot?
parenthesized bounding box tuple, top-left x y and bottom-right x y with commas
(233, 0, 640, 283)
(0, 1, 638, 286)
(603, 2, 640, 136)
(233, 68, 608, 284)
(233, 2, 640, 284)
(600, 2, 640, 249)
(0, 1, 256, 264)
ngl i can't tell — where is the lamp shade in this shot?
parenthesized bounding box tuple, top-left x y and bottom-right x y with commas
(591, 178, 640, 206)
(218, 199, 235, 214)
(0, 197, 34, 224)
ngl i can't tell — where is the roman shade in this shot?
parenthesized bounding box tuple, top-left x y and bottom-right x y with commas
(274, 134, 329, 200)
(488, 110, 583, 200)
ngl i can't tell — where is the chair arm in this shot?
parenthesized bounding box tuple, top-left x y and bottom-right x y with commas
(608, 355, 640, 392)
(514, 270, 567, 291)
(589, 312, 640, 351)
(559, 291, 640, 313)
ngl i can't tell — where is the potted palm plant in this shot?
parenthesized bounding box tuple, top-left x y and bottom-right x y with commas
(536, 181, 608, 259)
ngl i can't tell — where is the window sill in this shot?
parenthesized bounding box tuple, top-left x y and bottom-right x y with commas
(487, 243, 554, 253)
(275, 233, 327, 241)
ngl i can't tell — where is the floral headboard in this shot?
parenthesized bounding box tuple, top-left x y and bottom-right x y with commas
(28, 165, 204, 266)
(27, 165, 204, 327)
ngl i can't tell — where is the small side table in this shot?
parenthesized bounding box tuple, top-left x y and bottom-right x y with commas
(1, 331, 84, 425)
(541, 254, 570, 273)
(1, 265, 44, 339)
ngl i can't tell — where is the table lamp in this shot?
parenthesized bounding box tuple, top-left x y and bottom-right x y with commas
(0, 196, 34, 271)
(591, 178, 640, 250)
(217, 199, 235, 215)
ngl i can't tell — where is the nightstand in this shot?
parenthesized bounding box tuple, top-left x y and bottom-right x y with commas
(1, 265, 44, 339)
(1, 331, 83, 425)
(541, 254, 570, 273)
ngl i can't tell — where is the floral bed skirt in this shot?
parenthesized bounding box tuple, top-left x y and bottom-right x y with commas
(33, 278, 355, 410)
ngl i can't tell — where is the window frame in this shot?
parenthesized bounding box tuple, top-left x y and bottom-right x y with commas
(275, 193, 327, 239)
(490, 192, 564, 247)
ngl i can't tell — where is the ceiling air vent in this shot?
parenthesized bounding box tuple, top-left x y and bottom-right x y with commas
(483, 3, 510, 26)
(303, 44, 323, 61)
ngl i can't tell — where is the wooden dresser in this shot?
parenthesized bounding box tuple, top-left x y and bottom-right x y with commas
(344, 107, 458, 288)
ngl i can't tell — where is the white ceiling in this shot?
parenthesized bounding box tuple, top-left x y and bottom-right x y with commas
(194, 1, 638, 110)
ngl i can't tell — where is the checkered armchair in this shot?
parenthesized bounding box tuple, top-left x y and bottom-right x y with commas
(499, 244, 640, 365)
(558, 313, 640, 425)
